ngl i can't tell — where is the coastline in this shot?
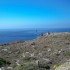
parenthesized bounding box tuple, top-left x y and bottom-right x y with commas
(0, 32, 70, 45)
(0, 32, 70, 70)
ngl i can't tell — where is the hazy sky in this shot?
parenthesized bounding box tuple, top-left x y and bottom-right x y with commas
(0, 0, 70, 29)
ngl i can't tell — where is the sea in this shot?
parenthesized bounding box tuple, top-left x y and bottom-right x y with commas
(0, 28, 70, 44)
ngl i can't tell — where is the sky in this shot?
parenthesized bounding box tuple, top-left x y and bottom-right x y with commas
(0, 0, 70, 29)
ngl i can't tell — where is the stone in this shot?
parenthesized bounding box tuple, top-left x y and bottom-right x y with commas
(2, 49, 8, 52)
(16, 60, 20, 66)
(7, 67, 13, 70)
(22, 53, 25, 57)
(31, 53, 34, 57)
(47, 48, 51, 52)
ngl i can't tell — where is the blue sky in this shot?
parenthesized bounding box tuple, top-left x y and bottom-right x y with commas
(0, 0, 70, 29)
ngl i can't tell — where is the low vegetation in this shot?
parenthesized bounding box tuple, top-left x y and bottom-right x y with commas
(64, 51, 70, 57)
(0, 58, 11, 67)
(0, 32, 70, 70)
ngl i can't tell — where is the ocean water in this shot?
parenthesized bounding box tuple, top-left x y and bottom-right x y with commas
(0, 28, 70, 44)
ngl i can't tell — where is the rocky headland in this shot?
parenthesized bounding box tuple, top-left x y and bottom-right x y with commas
(0, 32, 70, 70)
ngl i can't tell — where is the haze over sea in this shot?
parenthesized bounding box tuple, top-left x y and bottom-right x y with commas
(0, 28, 70, 44)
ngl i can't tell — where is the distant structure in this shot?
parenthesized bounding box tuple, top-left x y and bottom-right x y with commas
(46, 32, 50, 35)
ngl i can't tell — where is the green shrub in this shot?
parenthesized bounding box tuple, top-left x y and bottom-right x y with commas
(38, 64, 50, 70)
(14, 63, 39, 70)
(0, 58, 11, 67)
(64, 51, 70, 57)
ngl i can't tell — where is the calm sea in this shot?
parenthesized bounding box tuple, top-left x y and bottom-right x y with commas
(0, 28, 70, 44)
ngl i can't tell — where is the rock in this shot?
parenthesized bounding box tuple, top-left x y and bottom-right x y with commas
(7, 67, 13, 70)
(26, 52, 29, 54)
(47, 48, 51, 52)
(22, 53, 25, 57)
(35, 60, 39, 65)
(32, 45, 35, 48)
(30, 53, 34, 57)
(38, 53, 42, 56)
(43, 58, 50, 62)
(1, 67, 5, 70)
(25, 52, 31, 57)
(46, 32, 50, 35)
(16, 60, 20, 66)
(58, 49, 63, 53)
(2, 49, 8, 52)
(8, 51, 12, 54)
